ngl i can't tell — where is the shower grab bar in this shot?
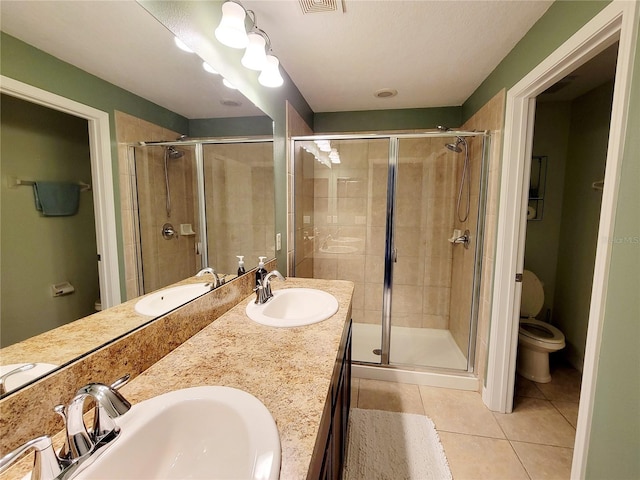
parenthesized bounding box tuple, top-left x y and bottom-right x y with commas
(13, 178, 92, 192)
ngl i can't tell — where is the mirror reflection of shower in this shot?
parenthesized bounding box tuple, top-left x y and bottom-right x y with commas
(164, 146, 184, 218)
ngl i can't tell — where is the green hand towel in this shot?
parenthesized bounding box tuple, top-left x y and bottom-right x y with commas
(33, 182, 81, 216)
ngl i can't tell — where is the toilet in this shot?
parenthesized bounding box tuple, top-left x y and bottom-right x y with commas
(517, 270, 565, 383)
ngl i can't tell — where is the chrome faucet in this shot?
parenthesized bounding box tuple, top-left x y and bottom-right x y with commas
(195, 267, 225, 287)
(0, 435, 62, 480)
(254, 270, 286, 304)
(0, 375, 131, 480)
(58, 378, 131, 461)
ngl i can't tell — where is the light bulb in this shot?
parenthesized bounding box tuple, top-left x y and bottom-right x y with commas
(258, 54, 284, 88)
(215, 1, 248, 49)
(174, 37, 194, 53)
(202, 62, 219, 75)
(241, 32, 267, 71)
(222, 78, 237, 89)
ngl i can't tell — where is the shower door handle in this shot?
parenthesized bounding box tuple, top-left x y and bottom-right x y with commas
(392, 248, 398, 263)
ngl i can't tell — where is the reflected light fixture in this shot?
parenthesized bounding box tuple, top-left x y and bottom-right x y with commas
(202, 61, 219, 75)
(215, 1, 249, 49)
(222, 78, 237, 89)
(174, 37, 194, 53)
(258, 54, 284, 88)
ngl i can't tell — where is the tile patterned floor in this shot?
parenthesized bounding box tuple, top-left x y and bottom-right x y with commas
(350, 364, 582, 479)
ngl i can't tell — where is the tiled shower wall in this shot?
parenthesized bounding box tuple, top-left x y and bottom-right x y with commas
(203, 142, 275, 274)
(115, 111, 198, 298)
(305, 138, 466, 331)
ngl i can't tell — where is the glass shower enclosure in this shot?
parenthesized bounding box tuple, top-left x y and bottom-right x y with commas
(129, 138, 274, 296)
(292, 132, 489, 373)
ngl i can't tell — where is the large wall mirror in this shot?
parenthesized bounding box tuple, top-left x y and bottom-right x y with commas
(0, 1, 275, 396)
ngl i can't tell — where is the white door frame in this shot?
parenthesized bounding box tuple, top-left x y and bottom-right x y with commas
(482, 0, 638, 476)
(1, 75, 122, 308)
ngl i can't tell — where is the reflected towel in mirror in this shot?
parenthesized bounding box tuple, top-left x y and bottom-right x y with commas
(32, 181, 81, 216)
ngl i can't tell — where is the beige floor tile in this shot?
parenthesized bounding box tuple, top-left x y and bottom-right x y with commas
(536, 366, 582, 403)
(511, 441, 573, 479)
(357, 378, 424, 414)
(493, 397, 576, 447)
(419, 386, 505, 438)
(516, 375, 546, 399)
(439, 432, 529, 480)
(552, 401, 579, 429)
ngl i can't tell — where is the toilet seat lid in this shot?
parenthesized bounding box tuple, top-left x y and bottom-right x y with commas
(521, 270, 544, 317)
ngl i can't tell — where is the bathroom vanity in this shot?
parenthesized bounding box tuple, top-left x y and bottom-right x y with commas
(0, 277, 354, 480)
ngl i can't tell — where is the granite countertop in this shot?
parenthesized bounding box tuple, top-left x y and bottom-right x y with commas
(116, 277, 354, 480)
(0, 275, 235, 368)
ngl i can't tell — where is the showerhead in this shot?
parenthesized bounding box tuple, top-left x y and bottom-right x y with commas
(446, 136, 466, 153)
(166, 146, 184, 159)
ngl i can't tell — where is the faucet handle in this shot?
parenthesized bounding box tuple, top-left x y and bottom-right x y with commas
(0, 435, 62, 480)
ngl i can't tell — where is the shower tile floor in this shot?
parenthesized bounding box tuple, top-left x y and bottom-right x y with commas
(350, 362, 582, 479)
(352, 322, 468, 370)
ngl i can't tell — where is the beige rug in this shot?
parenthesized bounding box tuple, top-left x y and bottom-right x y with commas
(343, 408, 452, 480)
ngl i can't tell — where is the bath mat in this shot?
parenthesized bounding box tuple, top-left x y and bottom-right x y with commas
(343, 408, 452, 480)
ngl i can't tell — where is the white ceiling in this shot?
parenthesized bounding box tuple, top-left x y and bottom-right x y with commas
(1, 0, 554, 119)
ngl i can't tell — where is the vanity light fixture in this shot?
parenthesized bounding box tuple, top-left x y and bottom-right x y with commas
(174, 37, 194, 53)
(215, 1, 284, 88)
(215, 1, 250, 49)
(203, 61, 219, 75)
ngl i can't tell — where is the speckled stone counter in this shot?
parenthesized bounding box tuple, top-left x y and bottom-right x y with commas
(118, 277, 353, 480)
(0, 277, 353, 480)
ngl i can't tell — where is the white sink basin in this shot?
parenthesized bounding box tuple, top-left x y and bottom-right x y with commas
(134, 283, 211, 316)
(246, 288, 339, 327)
(76, 386, 280, 480)
(0, 363, 57, 393)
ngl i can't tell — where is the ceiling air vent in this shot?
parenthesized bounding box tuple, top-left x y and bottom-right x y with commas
(299, 0, 345, 14)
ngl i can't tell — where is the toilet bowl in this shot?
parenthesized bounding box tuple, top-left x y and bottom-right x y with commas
(517, 270, 565, 383)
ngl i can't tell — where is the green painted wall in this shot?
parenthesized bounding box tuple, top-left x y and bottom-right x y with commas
(458, 0, 638, 476)
(554, 82, 613, 371)
(1, 32, 190, 300)
(525, 101, 572, 319)
(462, 0, 610, 122)
(313, 106, 462, 133)
(1, 95, 99, 346)
(585, 33, 640, 480)
(189, 115, 273, 137)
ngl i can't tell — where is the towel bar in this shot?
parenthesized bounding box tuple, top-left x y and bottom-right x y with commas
(13, 178, 91, 192)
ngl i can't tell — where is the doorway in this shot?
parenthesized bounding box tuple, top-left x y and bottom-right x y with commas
(484, 2, 638, 477)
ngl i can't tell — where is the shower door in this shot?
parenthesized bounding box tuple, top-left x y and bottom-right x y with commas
(293, 133, 487, 372)
(386, 136, 485, 371)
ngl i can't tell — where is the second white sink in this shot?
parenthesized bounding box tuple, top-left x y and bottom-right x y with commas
(246, 288, 339, 327)
(134, 283, 211, 317)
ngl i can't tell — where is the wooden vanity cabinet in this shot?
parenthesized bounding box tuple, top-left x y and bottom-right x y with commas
(308, 319, 352, 480)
